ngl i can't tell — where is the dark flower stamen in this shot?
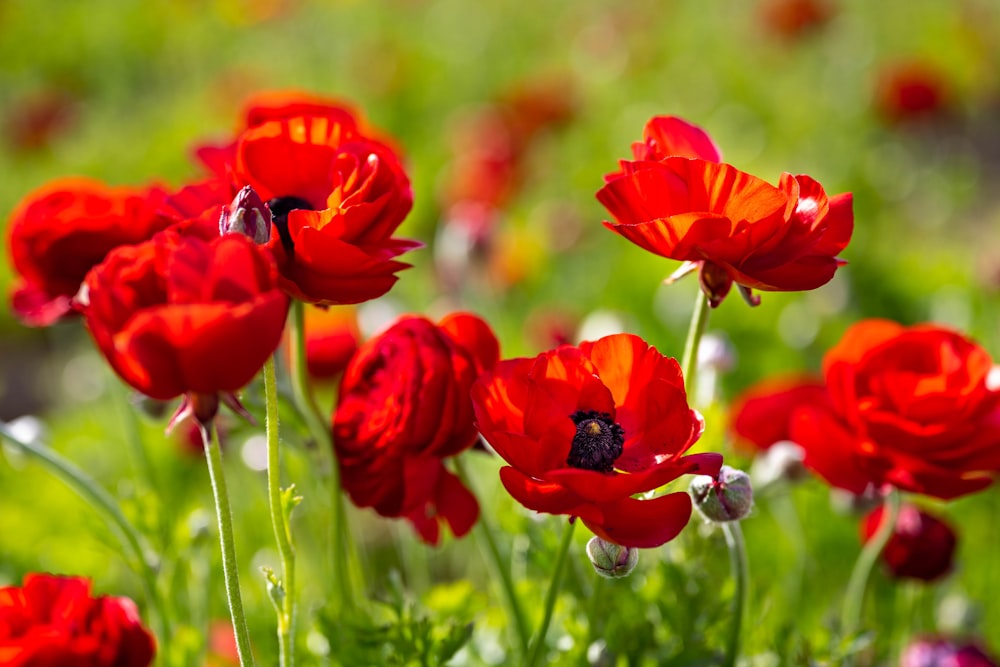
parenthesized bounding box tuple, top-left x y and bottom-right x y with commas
(267, 196, 315, 253)
(568, 410, 625, 473)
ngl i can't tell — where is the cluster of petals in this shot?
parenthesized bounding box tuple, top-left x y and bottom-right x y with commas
(598, 115, 853, 306)
(6, 178, 177, 326)
(862, 502, 957, 582)
(471, 333, 722, 548)
(0, 573, 155, 667)
(730, 319, 1000, 500)
(333, 313, 500, 545)
(82, 225, 289, 421)
(193, 90, 420, 305)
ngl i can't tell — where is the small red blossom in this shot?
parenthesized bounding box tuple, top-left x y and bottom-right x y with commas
(7, 178, 176, 326)
(728, 375, 828, 451)
(760, 0, 833, 40)
(862, 503, 957, 582)
(471, 333, 723, 548)
(302, 305, 360, 380)
(0, 573, 155, 667)
(598, 117, 853, 307)
(790, 320, 1000, 499)
(875, 61, 950, 125)
(82, 230, 289, 424)
(333, 313, 500, 545)
(901, 636, 998, 667)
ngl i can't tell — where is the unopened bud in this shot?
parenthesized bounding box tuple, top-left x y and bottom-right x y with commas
(220, 185, 272, 244)
(689, 465, 753, 522)
(586, 536, 639, 578)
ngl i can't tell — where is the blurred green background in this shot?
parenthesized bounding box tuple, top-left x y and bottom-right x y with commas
(2, 0, 1000, 664)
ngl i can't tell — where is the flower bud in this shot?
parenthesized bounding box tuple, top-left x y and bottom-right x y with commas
(219, 185, 271, 244)
(689, 465, 753, 522)
(586, 536, 639, 578)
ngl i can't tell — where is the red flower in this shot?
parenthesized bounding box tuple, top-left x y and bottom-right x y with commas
(302, 305, 360, 380)
(471, 333, 723, 548)
(82, 230, 289, 424)
(0, 573, 155, 667)
(760, 0, 833, 40)
(728, 375, 827, 451)
(901, 637, 997, 667)
(790, 320, 1000, 499)
(333, 313, 500, 545)
(875, 61, 949, 125)
(7, 178, 176, 326)
(862, 503, 957, 582)
(598, 117, 852, 307)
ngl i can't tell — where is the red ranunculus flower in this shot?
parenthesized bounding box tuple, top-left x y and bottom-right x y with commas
(901, 636, 998, 667)
(302, 305, 360, 380)
(333, 313, 500, 545)
(471, 333, 723, 548)
(82, 229, 289, 424)
(7, 178, 176, 326)
(729, 375, 828, 451)
(0, 573, 155, 667)
(862, 502, 957, 582)
(598, 117, 853, 307)
(790, 320, 1000, 500)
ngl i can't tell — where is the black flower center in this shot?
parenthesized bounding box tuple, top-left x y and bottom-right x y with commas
(567, 410, 625, 473)
(267, 196, 315, 254)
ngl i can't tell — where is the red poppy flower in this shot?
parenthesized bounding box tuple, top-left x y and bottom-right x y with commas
(862, 502, 957, 582)
(729, 375, 828, 451)
(7, 178, 176, 326)
(598, 116, 852, 307)
(0, 573, 155, 667)
(333, 313, 500, 545)
(82, 230, 289, 424)
(471, 333, 723, 548)
(790, 320, 1000, 499)
(901, 637, 998, 667)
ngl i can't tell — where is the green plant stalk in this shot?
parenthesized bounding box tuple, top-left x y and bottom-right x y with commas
(0, 422, 168, 643)
(680, 290, 711, 392)
(264, 356, 296, 667)
(199, 422, 255, 666)
(453, 457, 531, 657)
(841, 487, 901, 637)
(526, 520, 577, 667)
(721, 521, 749, 667)
(288, 300, 358, 610)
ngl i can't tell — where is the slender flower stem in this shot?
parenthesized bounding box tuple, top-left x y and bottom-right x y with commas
(453, 457, 531, 657)
(199, 422, 255, 666)
(680, 291, 711, 392)
(288, 300, 358, 610)
(721, 521, 749, 667)
(526, 520, 577, 667)
(264, 357, 296, 667)
(841, 487, 901, 637)
(0, 422, 168, 641)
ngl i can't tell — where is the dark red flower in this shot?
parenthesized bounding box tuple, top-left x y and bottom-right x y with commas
(471, 333, 723, 548)
(901, 636, 997, 667)
(790, 320, 1000, 500)
(598, 117, 853, 307)
(728, 375, 828, 452)
(862, 502, 957, 582)
(333, 313, 500, 545)
(875, 61, 950, 125)
(82, 230, 289, 424)
(7, 178, 176, 326)
(0, 573, 155, 666)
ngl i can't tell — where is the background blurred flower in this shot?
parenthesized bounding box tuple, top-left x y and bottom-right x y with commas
(7, 178, 176, 326)
(0, 573, 155, 667)
(472, 333, 722, 548)
(333, 312, 500, 545)
(790, 320, 1000, 499)
(862, 502, 957, 582)
(82, 231, 289, 425)
(301, 305, 360, 380)
(875, 60, 951, 125)
(729, 375, 827, 452)
(900, 636, 997, 667)
(759, 0, 833, 40)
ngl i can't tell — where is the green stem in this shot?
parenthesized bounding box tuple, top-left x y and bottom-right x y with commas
(525, 520, 576, 667)
(721, 521, 749, 667)
(680, 291, 711, 393)
(264, 357, 296, 667)
(0, 422, 168, 643)
(199, 422, 255, 666)
(841, 487, 901, 637)
(288, 300, 358, 610)
(454, 458, 531, 657)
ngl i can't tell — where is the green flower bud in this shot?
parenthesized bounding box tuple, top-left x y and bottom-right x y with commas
(689, 465, 753, 522)
(586, 536, 639, 578)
